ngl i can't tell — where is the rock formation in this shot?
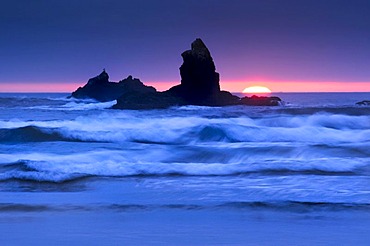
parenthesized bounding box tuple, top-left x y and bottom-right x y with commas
(356, 100, 370, 106)
(113, 38, 281, 109)
(71, 38, 281, 109)
(70, 71, 156, 102)
(241, 95, 282, 106)
(169, 38, 221, 104)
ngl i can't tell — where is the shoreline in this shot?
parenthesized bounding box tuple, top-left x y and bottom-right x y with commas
(1, 206, 369, 245)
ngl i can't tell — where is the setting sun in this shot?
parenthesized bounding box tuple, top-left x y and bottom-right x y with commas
(242, 86, 272, 93)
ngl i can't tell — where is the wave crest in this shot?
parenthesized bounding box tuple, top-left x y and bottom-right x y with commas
(0, 112, 369, 145)
(0, 152, 369, 182)
(0, 126, 81, 143)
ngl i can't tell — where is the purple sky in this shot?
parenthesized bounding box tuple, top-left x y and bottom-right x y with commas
(1, 0, 370, 90)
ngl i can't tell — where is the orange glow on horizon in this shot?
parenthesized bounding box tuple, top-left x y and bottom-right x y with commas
(243, 86, 272, 93)
(221, 81, 370, 93)
(145, 82, 177, 92)
(0, 83, 84, 93)
(0, 81, 369, 93)
(135, 81, 370, 93)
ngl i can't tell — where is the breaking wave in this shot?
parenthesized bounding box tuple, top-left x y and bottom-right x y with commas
(0, 112, 369, 144)
(0, 99, 369, 185)
(0, 149, 369, 182)
(0, 126, 82, 143)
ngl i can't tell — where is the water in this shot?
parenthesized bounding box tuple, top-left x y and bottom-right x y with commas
(1, 92, 370, 245)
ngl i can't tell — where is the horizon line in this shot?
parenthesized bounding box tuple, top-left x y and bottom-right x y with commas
(0, 81, 369, 93)
(1, 91, 370, 94)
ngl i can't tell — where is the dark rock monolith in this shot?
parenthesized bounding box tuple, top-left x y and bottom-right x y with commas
(170, 38, 221, 104)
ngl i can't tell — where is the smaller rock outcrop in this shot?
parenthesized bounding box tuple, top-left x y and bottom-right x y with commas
(356, 100, 370, 106)
(113, 91, 185, 110)
(241, 95, 281, 106)
(70, 71, 156, 102)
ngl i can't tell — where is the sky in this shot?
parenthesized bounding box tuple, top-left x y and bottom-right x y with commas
(1, 0, 370, 92)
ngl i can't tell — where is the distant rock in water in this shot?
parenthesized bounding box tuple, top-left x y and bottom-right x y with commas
(356, 100, 370, 106)
(241, 95, 281, 106)
(113, 38, 281, 109)
(70, 70, 156, 102)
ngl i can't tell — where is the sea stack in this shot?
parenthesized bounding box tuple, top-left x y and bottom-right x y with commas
(165, 38, 280, 107)
(169, 38, 221, 104)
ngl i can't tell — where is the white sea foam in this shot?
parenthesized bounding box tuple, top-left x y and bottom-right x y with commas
(0, 112, 369, 145)
(0, 148, 369, 182)
(27, 100, 116, 111)
(59, 101, 117, 110)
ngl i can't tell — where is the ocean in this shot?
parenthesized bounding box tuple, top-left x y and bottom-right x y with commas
(1, 92, 370, 245)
